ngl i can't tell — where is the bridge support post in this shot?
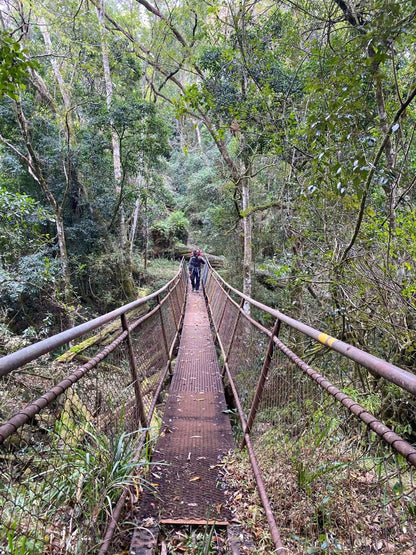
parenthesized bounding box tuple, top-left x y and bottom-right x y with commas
(213, 285, 230, 344)
(169, 283, 181, 330)
(121, 313, 148, 428)
(221, 297, 245, 377)
(208, 282, 217, 307)
(157, 294, 172, 376)
(240, 318, 281, 448)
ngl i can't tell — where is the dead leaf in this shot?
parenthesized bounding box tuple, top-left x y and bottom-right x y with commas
(190, 476, 202, 482)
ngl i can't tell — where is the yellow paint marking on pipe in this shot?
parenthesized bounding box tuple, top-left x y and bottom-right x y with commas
(318, 333, 328, 344)
(318, 333, 337, 347)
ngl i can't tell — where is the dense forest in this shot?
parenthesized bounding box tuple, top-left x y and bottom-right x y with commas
(1, 0, 416, 365)
(2, 2, 416, 553)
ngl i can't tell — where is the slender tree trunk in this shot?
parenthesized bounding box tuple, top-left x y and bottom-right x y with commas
(130, 197, 140, 259)
(369, 49, 396, 231)
(97, 2, 126, 243)
(13, 101, 73, 309)
(97, 0, 135, 298)
(36, 15, 93, 220)
(195, 122, 209, 166)
(241, 141, 254, 299)
(241, 174, 252, 313)
(144, 195, 149, 271)
(38, 18, 72, 118)
(55, 216, 72, 303)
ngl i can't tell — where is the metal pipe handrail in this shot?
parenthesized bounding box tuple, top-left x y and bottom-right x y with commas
(207, 268, 416, 465)
(209, 263, 416, 395)
(205, 261, 416, 551)
(0, 330, 128, 443)
(99, 264, 188, 555)
(0, 263, 184, 377)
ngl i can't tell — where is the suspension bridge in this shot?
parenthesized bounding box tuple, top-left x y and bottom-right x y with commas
(1, 260, 415, 554)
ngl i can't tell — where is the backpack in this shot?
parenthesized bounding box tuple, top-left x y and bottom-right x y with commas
(189, 255, 200, 268)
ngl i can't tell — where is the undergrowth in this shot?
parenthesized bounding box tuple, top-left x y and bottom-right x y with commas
(223, 428, 416, 554)
(1, 416, 151, 554)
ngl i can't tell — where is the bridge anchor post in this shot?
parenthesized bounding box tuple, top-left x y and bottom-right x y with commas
(240, 318, 281, 448)
(157, 294, 172, 376)
(121, 313, 148, 428)
(221, 297, 245, 377)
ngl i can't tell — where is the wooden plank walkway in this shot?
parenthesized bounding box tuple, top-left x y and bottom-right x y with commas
(138, 289, 234, 525)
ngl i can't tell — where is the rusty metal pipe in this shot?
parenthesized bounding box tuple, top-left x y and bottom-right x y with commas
(157, 294, 172, 374)
(224, 297, 245, 366)
(242, 318, 281, 446)
(0, 331, 127, 444)
(223, 362, 248, 432)
(121, 313, 148, 428)
(215, 286, 230, 338)
(244, 432, 285, 551)
(209, 264, 416, 395)
(273, 336, 416, 467)
(0, 266, 183, 377)
(146, 360, 171, 427)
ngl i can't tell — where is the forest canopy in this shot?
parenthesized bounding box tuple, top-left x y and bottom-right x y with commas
(0, 0, 415, 370)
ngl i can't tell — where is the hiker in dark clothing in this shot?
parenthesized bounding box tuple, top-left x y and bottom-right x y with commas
(188, 249, 205, 292)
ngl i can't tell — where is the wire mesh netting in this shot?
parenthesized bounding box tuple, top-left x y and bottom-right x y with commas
(0, 267, 186, 554)
(252, 349, 416, 553)
(205, 266, 416, 553)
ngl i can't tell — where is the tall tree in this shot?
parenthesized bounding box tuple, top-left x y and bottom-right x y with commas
(94, 0, 298, 309)
(0, 3, 75, 312)
(96, 0, 135, 298)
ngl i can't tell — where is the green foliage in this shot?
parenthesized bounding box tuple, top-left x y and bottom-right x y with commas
(151, 210, 189, 256)
(0, 31, 36, 100)
(165, 210, 189, 242)
(0, 188, 53, 265)
(2, 413, 148, 554)
(0, 0, 415, 370)
(0, 253, 63, 334)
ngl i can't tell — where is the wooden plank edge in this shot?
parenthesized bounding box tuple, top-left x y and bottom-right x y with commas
(160, 518, 229, 526)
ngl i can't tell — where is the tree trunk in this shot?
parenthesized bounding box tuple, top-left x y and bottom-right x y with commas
(195, 122, 209, 166)
(97, 0, 135, 299)
(55, 215, 72, 304)
(241, 174, 252, 313)
(369, 48, 397, 231)
(144, 195, 149, 270)
(13, 101, 73, 311)
(38, 17, 72, 119)
(130, 198, 140, 258)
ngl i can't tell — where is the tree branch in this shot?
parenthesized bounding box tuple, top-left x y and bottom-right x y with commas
(339, 85, 416, 264)
(135, 0, 188, 48)
(240, 200, 283, 217)
(0, 132, 33, 169)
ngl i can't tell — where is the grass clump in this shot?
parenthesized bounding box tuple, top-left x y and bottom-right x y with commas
(1, 416, 149, 554)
